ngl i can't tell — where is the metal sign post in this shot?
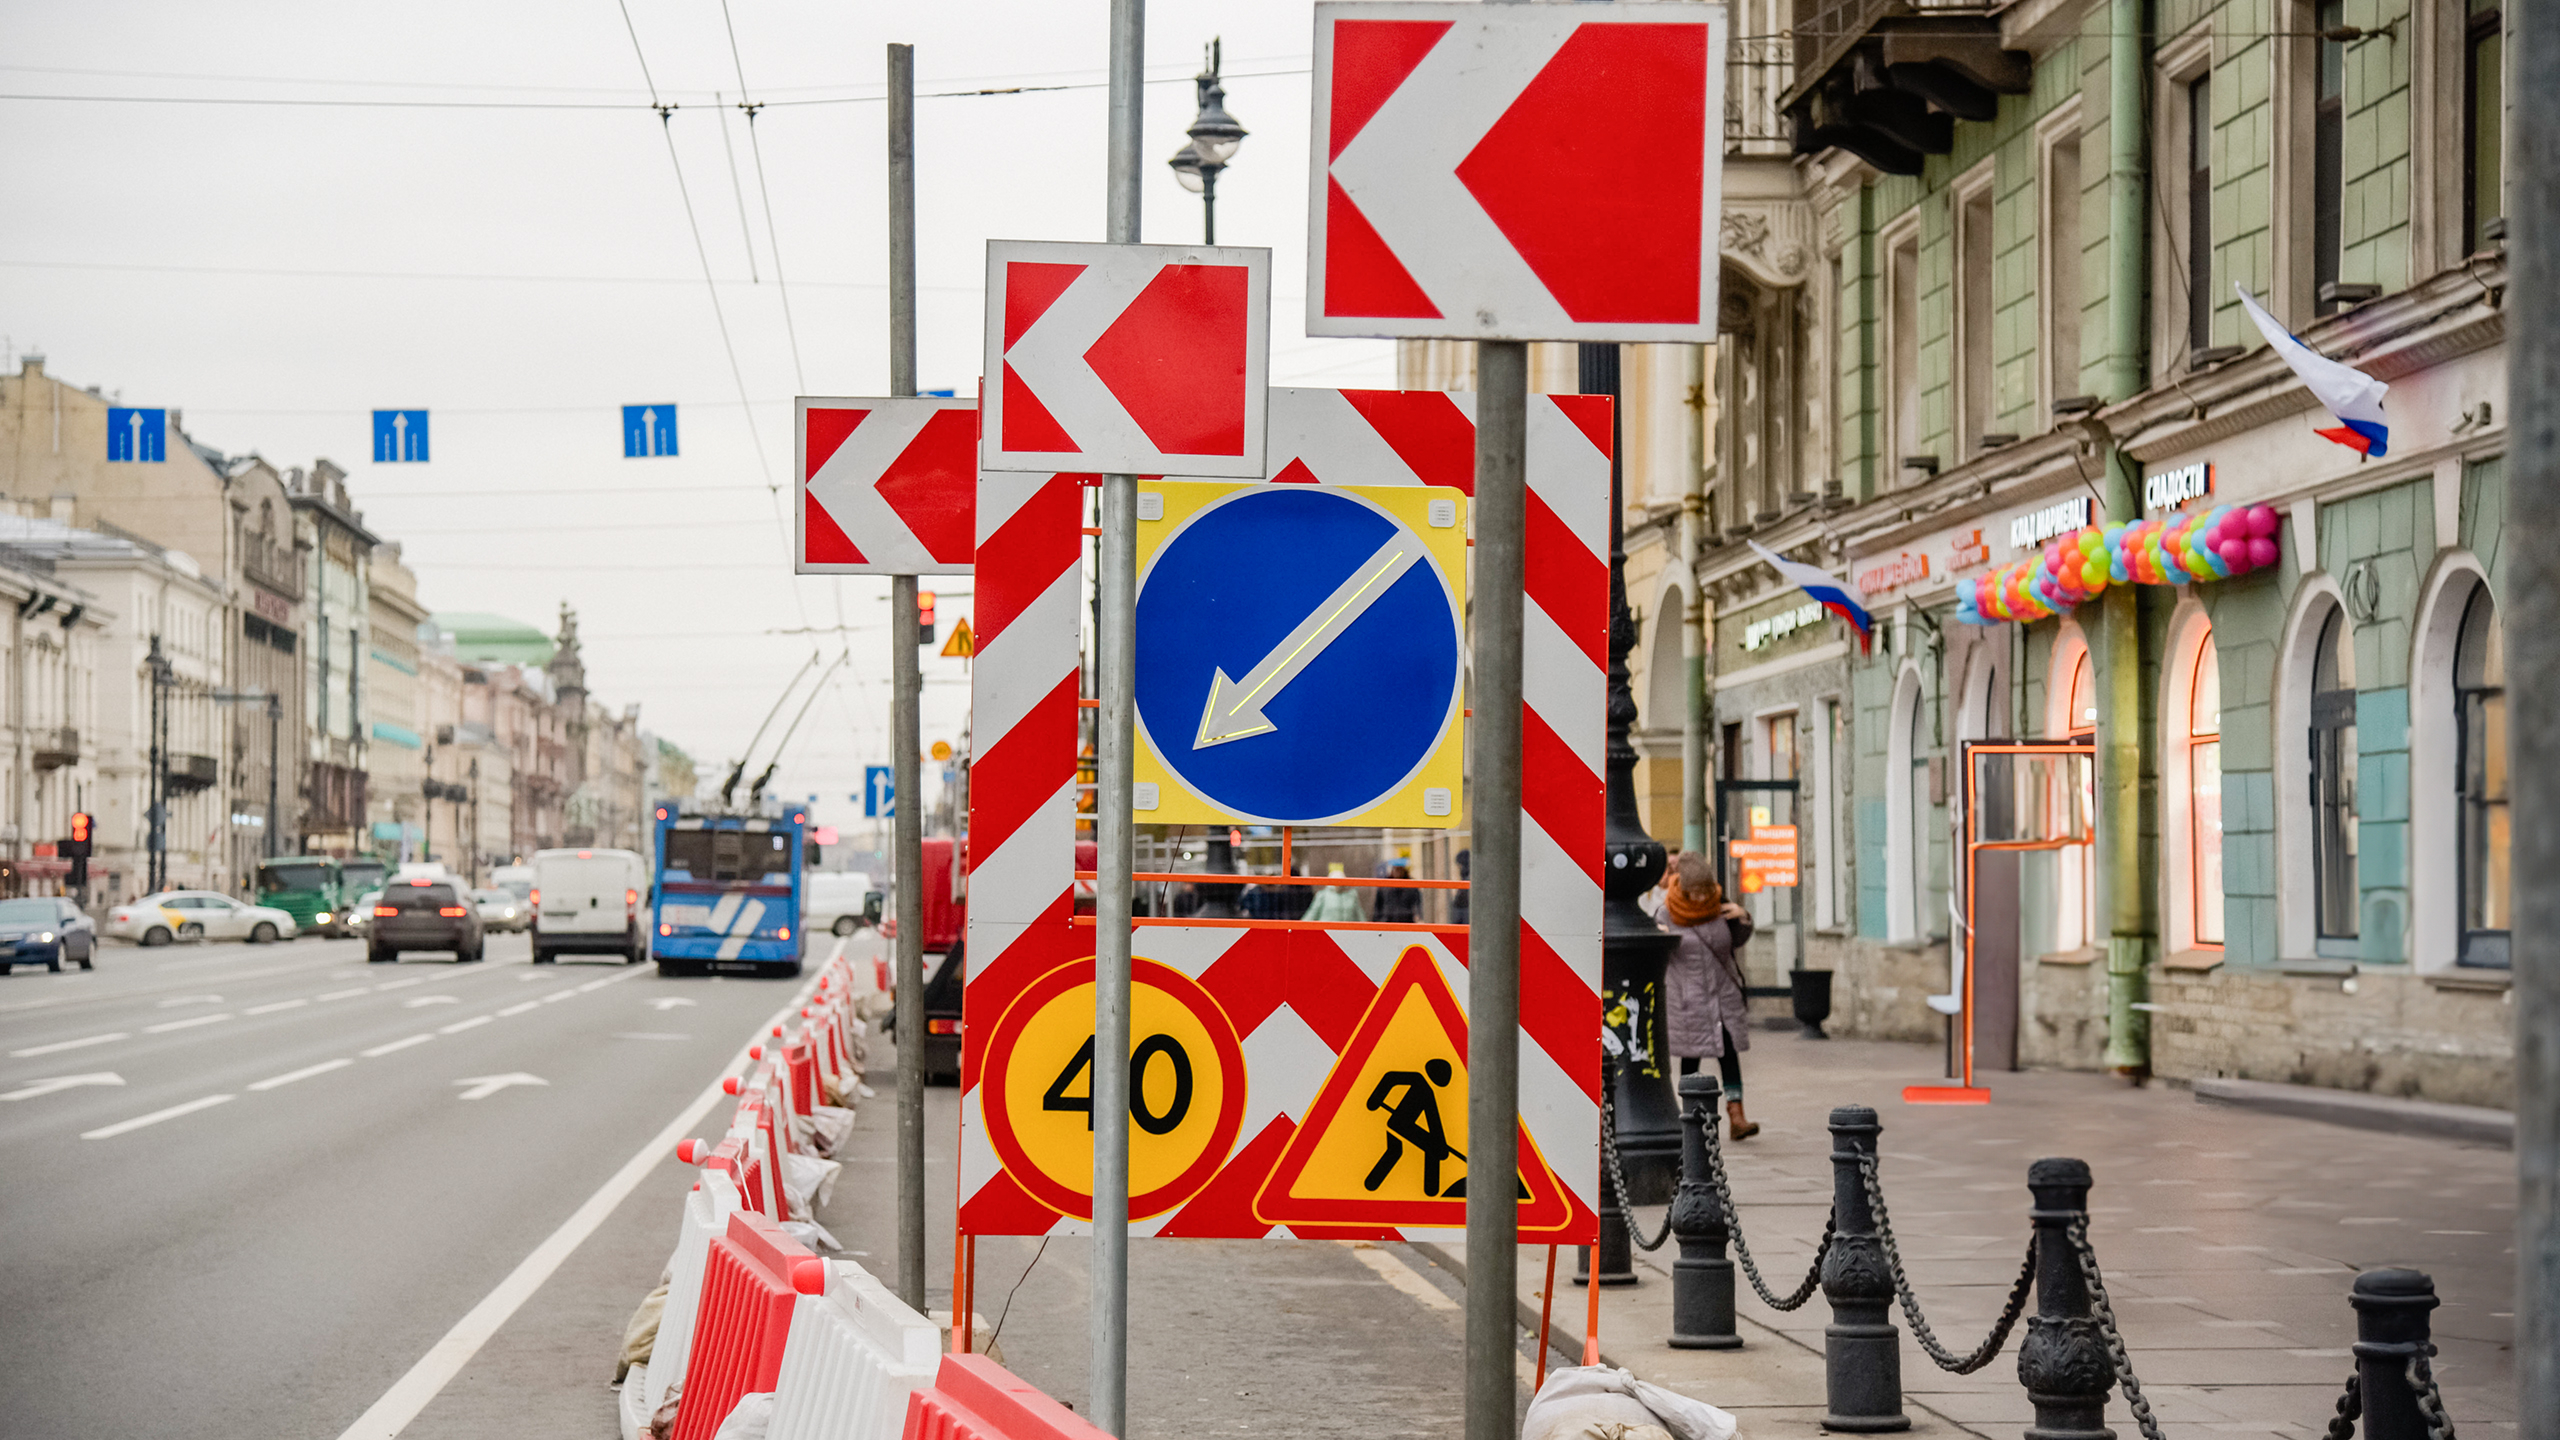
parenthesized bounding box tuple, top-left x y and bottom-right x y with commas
(1093, 2, 1142, 1432)
(885, 41, 928, 1318)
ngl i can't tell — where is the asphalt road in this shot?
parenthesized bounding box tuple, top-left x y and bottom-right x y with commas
(0, 928, 810, 1439)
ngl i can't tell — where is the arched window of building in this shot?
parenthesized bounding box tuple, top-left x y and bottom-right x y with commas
(2164, 615, 2224, 951)
(2310, 606, 2359, 943)
(2456, 585, 2508, 967)
(1885, 665, 1926, 940)
(2045, 630, 2097, 953)
(1906, 682, 1930, 934)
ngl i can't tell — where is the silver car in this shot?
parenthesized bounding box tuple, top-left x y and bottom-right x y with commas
(470, 888, 528, 933)
(106, 891, 299, 945)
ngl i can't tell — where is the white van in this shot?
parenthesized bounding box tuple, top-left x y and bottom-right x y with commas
(489, 864, 535, 901)
(802, 871, 879, 937)
(531, 847, 648, 964)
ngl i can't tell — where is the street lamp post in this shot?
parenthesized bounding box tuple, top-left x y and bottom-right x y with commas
(146, 637, 173, 894)
(1167, 39, 1246, 244)
(211, 689, 279, 882)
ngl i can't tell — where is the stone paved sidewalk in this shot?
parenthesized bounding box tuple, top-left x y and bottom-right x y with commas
(1496, 1031, 2517, 1439)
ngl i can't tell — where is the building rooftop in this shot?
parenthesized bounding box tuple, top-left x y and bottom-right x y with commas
(433, 611, 554, 666)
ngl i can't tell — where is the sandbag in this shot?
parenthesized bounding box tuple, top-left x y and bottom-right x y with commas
(804, 1104, 857, 1154)
(780, 1152, 841, 1220)
(710, 1390, 774, 1440)
(779, 1219, 842, 1253)
(615, 1276, 671, 1382)
(648, 1383, 682, 1440)
(1521, 1366, 1737, 1440)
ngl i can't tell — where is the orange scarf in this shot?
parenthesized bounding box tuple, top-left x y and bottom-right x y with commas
(1664, 883, 1716, 927)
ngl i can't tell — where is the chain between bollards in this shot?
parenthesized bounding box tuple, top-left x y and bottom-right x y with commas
(1855, 1151, 2039, 1374)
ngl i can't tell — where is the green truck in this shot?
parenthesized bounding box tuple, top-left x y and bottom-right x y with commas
(254, 856, 347, 937)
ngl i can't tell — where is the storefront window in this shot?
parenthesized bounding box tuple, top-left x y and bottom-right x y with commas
(2311, 607, 2359, 941)
(2058, 645, 2096, 952)
(2189, 633, 2224, 946)
(2456, 585, 2508, 966)
(1907, 694, 1929, 927)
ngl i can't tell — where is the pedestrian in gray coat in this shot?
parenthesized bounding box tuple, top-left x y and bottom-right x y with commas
(1659, 850, 1760, 1140)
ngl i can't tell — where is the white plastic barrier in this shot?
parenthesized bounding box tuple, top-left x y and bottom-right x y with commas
(765, 1259, 941, 1440)
(633, 1170, 744, 1430)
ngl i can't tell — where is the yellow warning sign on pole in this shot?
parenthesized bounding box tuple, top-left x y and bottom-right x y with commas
(940, 617, 975, 658)
(1253, 945, 1575, 1234)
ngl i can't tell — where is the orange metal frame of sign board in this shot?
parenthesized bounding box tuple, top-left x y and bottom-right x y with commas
(1905, 739, 2096, 1106)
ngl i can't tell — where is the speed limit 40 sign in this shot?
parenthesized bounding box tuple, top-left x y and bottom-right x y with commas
(977, 957, 1249, 1220)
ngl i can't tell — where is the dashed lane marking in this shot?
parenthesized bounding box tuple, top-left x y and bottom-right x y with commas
(249, 1058, 353, 1091)
(318, 988, 371, 1002)
(438, 1016, 493, 1035)
(496, 1002, 540, 1017)
(245, 998, 310, 1015)
(82, 1093, 235, 1139)
(143, 1014, 234, 1034)
(360, 1034, 434, 1058)
(373, 978, 424, 992)
(10, 1031, 128, 1058)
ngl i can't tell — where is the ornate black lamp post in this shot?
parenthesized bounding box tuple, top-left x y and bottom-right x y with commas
(1166, 40, 1246, 244)
(1586, 342, 1682, 1203)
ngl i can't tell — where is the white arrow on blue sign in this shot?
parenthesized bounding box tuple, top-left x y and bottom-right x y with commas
(862, 766, 895, 818)
(622, 404, 678, 458)
(107, 408, 166, 463)
(372, 410, 429, 463)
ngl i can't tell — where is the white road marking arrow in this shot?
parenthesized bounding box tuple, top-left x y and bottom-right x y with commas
(158, 994, 223, 1008)
(1194, 534, 1424, 749)
(403, 995, 462, 1008)
(645, 997, 697, 1012)
(453, 1073, 548, 1101)
(1, 1071, 124, 1102)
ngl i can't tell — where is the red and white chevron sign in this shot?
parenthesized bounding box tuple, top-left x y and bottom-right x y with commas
(796, 396, 976, 575)
(979, 240, 1272, 479)
(1307, 2, 1729, 342)
(957, 388, 1609, 1242)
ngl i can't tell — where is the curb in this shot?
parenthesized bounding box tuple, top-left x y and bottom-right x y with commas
(2192, 1077, 2514, 1148)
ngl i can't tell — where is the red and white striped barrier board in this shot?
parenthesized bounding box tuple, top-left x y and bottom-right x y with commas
(901, 1354, 1115, 1440)
(797, 396, 977, 574)
(768, 1261, 942, 1440)
(671, 1211, 824, 1440)
(958, 388, 1606, 1242)
(978, 240, 1272, 479)
(1306, 3, 1731, 343)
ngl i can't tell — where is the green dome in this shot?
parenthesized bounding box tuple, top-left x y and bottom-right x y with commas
(434, 612, 554, 666)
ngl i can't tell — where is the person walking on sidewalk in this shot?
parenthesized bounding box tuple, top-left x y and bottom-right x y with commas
(1661, 851, 1760, 1140)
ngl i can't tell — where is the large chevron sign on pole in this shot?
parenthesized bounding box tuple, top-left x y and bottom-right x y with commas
(979, 239, 1273, 478)
(1305, 2, 1729, 342)
(795, 396, 978, 575)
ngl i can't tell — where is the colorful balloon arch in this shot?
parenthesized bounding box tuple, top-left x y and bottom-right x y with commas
(1957, 504, 2284, 625)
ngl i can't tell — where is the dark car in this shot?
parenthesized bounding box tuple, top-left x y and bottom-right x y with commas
(368, 880, 486, 964)
(0, 897, 95, 974)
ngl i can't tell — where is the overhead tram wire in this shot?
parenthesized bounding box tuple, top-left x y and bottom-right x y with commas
(713, 90, 761, 285)
(723, 0, 806, 392)
(614, 0, 809, 636)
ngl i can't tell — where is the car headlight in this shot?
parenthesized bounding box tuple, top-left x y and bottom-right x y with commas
(316, 912, 332, 924)
(35, 931, 53, 944)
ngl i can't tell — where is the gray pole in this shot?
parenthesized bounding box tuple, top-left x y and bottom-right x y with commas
(1466, 338, 1527, 1440)
(886, 40, 929, 1319)
(1093, 1, 1142, 1432)
(2509, 2, 2557, 1430)
(1681, 344, 1709, 855)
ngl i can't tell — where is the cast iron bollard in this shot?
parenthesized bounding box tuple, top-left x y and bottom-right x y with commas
(1667, 1073, 1739, 1348)
(1821, 1105, 1908, 1432)
(2351, 1268, 2440, 1440)
(2017, 1157, 2114, 1440)
(1576, 1194, 1638, 1287)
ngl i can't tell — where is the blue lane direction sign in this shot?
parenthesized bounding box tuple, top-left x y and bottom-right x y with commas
(106, 408, 166, 463)
(623, 404, 678, 458)
(372, 410, 429, 463)
(863, 765, 896, 818)
(1134, 480, 1467, 827)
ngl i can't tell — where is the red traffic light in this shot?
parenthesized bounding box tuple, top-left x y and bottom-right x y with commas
(69, 812, 91, 843)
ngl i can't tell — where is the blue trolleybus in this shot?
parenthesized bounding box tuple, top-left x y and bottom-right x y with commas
(651, 807, 807, 977)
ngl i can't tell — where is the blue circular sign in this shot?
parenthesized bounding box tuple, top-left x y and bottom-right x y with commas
(1136, 487, 1461, 823)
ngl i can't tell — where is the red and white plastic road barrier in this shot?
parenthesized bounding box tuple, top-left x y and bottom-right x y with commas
(767, 1261, 944, 1440)
(668, 1211, 824, 1440)
(628, 1170, 747, 1433)
(901, 1354, 1118, 1440)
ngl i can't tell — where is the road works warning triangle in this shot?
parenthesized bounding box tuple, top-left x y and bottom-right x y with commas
(1254, 944, 1575, 1234)
(940, 617, 975, 658)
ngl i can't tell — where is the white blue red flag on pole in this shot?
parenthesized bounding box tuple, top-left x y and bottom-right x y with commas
(1746, 540, 1873, 652)
(2236, 284, 2389, 457)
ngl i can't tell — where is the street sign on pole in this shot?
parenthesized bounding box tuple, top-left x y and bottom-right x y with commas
(978, 239, 1273, 479)
(1306, 2, 1730, 343)
(622, 404, 678, 457)
(371, 409, 430, 463)
(1132, 479, 1467, 826)
(863, 766, 895, 818)
(105, 408, 165, 463)
(796, 396, 977, 574)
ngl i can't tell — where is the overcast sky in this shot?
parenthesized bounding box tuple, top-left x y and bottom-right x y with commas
(2, 0, 1392, 839)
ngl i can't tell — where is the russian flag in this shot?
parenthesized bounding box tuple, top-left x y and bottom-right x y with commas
(2237, 284, 2389, 457)
(1746, 541, 1874, 652)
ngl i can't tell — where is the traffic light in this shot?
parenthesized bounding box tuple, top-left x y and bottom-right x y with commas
(918, 590, 937, 647)
(63, 812, 92, 858)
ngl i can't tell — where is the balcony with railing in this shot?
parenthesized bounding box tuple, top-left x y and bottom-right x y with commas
(31, 727, 78, 771)
(1781, 0, 2029, 175)
(169, 753, 219, 795)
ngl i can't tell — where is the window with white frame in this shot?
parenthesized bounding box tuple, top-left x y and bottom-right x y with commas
(2041, 112, 2084, 416)
(1885, 220, 1923, 480)
(2165, 618, 2225, 951)
(1886, 666, 1926, 940)
(2455, 583, 2508, 966)
(2310, 605, 2360, 944)
(2049, 630, 2097, 952)
(1956, 168, 1997, 457)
